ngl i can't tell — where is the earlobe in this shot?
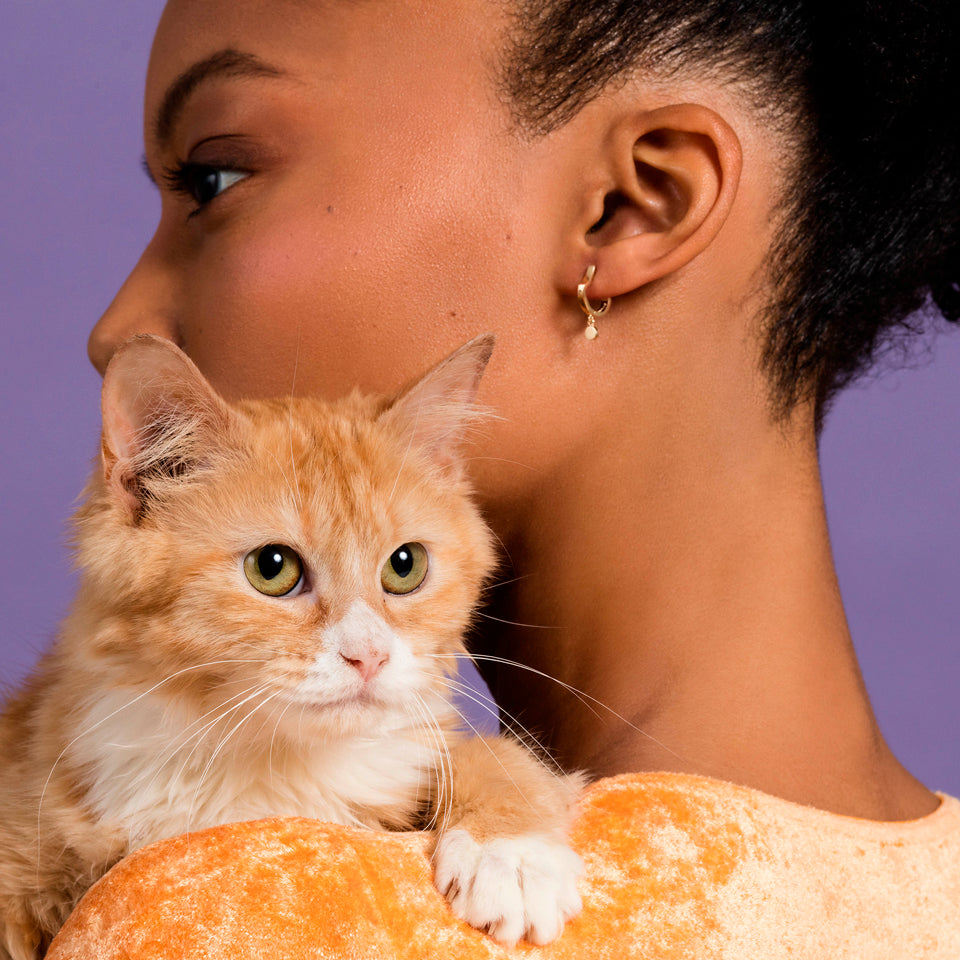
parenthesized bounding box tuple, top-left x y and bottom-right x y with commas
(574, 104, 742, 299)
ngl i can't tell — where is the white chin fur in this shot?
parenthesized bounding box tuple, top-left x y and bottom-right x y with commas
(71, 685, 453, 850)
(67, 601, 451, 850)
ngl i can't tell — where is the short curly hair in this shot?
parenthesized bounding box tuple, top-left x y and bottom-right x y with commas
(504, 0, 960, 418)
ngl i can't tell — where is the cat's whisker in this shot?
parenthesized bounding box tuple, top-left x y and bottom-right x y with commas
(426, 672, 560, 779)
(475, 611, 559, 630)
(265, 448, 303, 515)
(439, 652, 603, 720)
(425, 701, 455, 835)
(288, 318, 302, 398)
(171, 680, 271, 743)
(306, 449, 342, 518)
(37, 659, 266, 869)
(244, 689, 292, 746)
(478, 573, 532, 593)
(128, 687, 259, 792)
(437, 652, 685, 763)
(266, 696, 300, 791)
(433, 675, 548, 752)
(461, 455, 541, 473)
(403, 691, 442, 829)
(432, 699, 549, 830)
(411, 680, 540, 834)
(37, 659, 270, 838)
(288, 321, 304, 511)
(396, 699, 427, 816)
(241, 689, 303, 794)
(402, 697, 439, 830)
(200, 684, 276, 762)
(149, 681, 276, 799)
(294, 698, 311, 745)
(387, 402, 422, 505)
(135, 685, 274, 830)
(187, 685, 280, 829)
(479, 523, 515, 572)
(430, 675, 499, 723)
(411, 692, 455, 835)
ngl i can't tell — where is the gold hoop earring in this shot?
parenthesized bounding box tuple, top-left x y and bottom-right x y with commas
(577, 264, 610, 340)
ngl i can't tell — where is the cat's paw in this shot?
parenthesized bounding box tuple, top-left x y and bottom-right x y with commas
(433, 829, 584, 946)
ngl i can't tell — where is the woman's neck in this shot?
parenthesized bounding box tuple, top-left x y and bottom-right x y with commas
(477, 408, 937, 821)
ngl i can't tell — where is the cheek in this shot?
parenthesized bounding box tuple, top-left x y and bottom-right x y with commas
(176, 161, 518, 403)
(177, 207, 370, 399)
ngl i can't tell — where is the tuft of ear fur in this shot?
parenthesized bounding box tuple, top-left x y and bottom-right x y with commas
(100, 335, 233, 518)
(380, 334, 495, 472)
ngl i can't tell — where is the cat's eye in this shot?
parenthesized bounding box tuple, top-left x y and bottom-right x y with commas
(243, 544, 304, 597)
(380, 542, 429, 595)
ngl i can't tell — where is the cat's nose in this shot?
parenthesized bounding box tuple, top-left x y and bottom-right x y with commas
(340, 651, 390, 682)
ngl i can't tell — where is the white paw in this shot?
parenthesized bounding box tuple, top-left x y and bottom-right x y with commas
(433, 829, 584, 946)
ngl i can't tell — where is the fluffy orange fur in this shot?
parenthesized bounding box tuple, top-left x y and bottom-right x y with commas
(0, 335, 582, 960)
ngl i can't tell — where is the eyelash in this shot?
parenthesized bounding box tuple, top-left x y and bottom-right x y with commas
(160, 160, 249, 215)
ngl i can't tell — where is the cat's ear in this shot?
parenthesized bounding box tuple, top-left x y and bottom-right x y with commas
(100, 335, 233, 516)
(381, 333, 496, 471)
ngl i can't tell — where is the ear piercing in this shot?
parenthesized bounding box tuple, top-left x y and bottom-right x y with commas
(577, 265, 610, 340)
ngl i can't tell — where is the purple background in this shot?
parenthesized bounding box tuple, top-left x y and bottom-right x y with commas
(2, 3, 957, 795)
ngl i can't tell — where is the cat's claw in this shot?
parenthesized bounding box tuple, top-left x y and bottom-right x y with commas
(433, 828, 584, 946)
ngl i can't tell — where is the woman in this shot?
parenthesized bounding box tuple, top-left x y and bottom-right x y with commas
(32, 0, 960, 955)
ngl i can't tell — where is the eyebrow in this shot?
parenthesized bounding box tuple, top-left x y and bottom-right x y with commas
(153, 48, 286, 148)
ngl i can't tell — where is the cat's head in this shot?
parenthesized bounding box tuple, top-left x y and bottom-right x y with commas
(71, 334, 497, 741)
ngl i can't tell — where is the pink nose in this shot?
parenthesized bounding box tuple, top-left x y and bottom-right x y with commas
(340, 651, 389, 682)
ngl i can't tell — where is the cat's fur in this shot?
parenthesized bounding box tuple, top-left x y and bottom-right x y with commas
(0, 335, 583, 960)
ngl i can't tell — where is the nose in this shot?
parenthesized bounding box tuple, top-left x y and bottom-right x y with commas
(340, 650, 390, 683)
(88, 240, 180, 376)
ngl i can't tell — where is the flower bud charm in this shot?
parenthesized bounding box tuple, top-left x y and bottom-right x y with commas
(577, 265, 610, 340)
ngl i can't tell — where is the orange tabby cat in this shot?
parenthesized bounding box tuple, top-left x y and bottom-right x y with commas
(0, 334, 583, 960)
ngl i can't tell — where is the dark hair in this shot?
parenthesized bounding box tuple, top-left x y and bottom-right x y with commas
(505, 1, 960, 416)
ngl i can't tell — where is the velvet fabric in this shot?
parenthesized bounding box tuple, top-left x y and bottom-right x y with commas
(48, 772, 960, 958)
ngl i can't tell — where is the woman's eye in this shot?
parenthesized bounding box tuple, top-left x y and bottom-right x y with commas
(380, 542, 429, 596)
(244, 544, 304, 597)
(165, 163, 249, 209)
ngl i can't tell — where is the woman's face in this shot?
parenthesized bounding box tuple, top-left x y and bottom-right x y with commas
(90, 0, 602, 511)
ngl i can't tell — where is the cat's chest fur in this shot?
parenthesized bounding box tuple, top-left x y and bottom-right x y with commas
(72, 687, 452, 849)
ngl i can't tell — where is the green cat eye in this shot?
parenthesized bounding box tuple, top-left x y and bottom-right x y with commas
(380, 542, 429, 595)
(243, 544, 304, 597)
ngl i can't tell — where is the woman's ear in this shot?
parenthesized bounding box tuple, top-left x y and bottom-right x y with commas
(570, 104, 742, 299)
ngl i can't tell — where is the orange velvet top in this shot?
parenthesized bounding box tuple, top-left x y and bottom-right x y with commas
(48, 773, 960, 959)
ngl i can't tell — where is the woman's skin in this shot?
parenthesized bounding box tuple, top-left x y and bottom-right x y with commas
(89, 0, 937, 820)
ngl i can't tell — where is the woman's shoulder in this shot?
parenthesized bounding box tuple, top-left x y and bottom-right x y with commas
(48, 772, 960, 960)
